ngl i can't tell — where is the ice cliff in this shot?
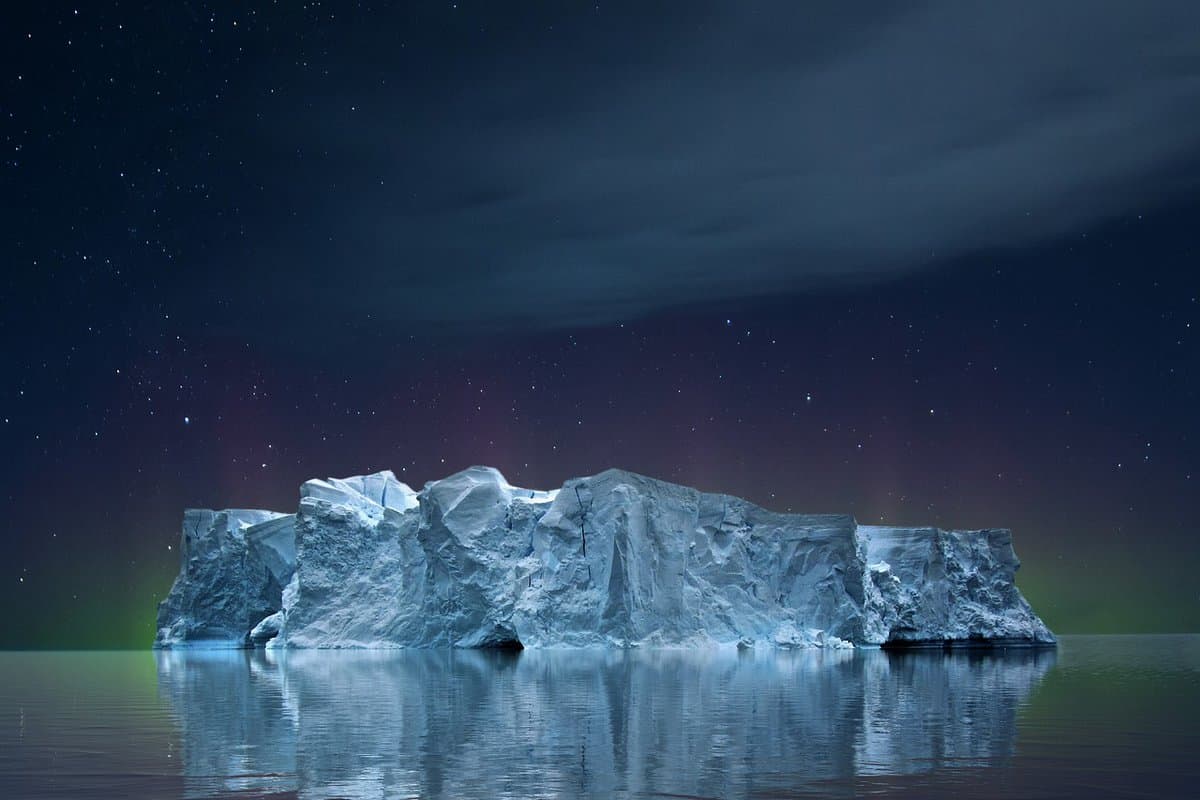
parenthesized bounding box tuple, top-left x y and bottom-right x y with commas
(154, 467, 1054, 649)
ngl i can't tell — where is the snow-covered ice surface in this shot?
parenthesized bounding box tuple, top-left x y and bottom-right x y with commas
(155, 467, 1054, 649)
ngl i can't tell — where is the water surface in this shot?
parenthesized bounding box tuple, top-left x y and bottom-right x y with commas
(1, 636, 1196, 798)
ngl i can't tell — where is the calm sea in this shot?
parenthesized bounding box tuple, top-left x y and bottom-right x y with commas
(1, 635, 1196, 798)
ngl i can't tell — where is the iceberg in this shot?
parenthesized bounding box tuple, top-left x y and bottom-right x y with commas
(155, 467, 1054, 649)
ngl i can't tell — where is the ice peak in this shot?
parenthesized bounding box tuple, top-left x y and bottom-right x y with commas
(301, 470, 418, 516)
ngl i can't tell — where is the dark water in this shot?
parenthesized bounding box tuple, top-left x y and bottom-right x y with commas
(0, 636, 1196, 799)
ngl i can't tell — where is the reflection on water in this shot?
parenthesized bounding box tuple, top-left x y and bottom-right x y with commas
(4, 639, 1197, 799)
(155, 646, 1054, 799)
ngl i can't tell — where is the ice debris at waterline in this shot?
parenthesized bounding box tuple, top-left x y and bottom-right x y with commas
(154, 467, 1054, 650)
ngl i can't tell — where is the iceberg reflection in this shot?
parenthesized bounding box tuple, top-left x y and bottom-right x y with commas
(156, 646, 1055, 799)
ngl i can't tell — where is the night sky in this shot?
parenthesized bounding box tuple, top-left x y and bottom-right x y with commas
(3, 2, 1199, 648)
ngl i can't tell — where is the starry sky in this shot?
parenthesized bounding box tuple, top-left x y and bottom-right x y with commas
(2, 2, 1199, 647)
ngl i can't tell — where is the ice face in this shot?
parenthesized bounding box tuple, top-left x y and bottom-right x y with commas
(155, 509, 296, 648)
(858, 525, 1054, 645)
(510, 469, 869, 648)
(154, 467, 1055, 649)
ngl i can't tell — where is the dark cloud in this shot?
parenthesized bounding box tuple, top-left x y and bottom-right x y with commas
(151, 2, 1200, 332)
